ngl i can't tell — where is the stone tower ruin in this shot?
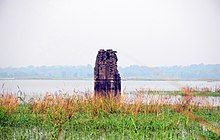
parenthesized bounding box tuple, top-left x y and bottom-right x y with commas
(94, 49, 121, 97)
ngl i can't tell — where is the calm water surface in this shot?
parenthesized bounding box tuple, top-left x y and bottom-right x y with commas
(0, 79, 219, 95)
(1, 80, 220, 106)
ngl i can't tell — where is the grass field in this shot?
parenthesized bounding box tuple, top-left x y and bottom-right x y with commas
(0, 89, 219, 139)
(128, 87, 220, 97)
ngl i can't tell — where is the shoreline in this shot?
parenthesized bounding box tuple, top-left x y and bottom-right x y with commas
(0, 78, 220, 81)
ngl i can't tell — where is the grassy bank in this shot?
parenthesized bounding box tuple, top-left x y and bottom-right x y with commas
(128, 87, 220, 97)
(145, 91, 220, 97)
(0, 91, 219, 139)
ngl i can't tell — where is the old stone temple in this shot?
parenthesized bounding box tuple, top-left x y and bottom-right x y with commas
(94, 49, 121, 97)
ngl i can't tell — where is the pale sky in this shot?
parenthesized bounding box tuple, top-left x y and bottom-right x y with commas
(0, 0, 220, 67)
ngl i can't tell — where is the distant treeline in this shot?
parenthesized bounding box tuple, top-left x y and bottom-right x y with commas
(0, 64, 220, 79)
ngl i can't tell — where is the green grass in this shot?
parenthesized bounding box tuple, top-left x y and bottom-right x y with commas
(0, 105, 219, 139)
(128, 90, 220, 97)
(0, 93, 219, 139)
(193, 92, 220, 97)
(193, 107, 220, 128)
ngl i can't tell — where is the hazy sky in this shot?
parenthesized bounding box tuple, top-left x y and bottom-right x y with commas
(0, 0, 219, 67)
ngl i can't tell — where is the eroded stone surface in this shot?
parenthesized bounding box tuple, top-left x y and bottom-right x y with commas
(94, 49, 121, 96)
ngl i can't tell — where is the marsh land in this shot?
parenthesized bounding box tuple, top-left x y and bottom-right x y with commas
(0, 80, 219, 139)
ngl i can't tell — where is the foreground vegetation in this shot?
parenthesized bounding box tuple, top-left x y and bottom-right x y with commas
(0, 89, 219, 139)
(130, 86, 220, 97)
(145, 91, 220, 97)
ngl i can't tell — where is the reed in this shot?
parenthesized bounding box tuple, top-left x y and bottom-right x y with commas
(0, 93, 18, 114)
(0, 89, 219, 139)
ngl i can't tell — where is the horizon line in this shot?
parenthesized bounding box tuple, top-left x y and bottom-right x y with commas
(0, 63, 220, 69)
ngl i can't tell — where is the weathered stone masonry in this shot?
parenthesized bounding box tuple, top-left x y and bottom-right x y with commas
(94, 49, 121, 96)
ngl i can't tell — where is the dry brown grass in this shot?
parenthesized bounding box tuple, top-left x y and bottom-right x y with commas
(29, 90, 164, 122)
(0, 93, 18, 114)
(31, 94, 76, 120)
(30, 94, 77, 139)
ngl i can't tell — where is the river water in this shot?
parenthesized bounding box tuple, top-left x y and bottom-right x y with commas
(0, 79, 219, 94)
(1, 79, 220, 106)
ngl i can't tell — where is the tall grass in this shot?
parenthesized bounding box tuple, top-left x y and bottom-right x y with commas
(0, 89, 219, 139)
(0, 93, 18, 114)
